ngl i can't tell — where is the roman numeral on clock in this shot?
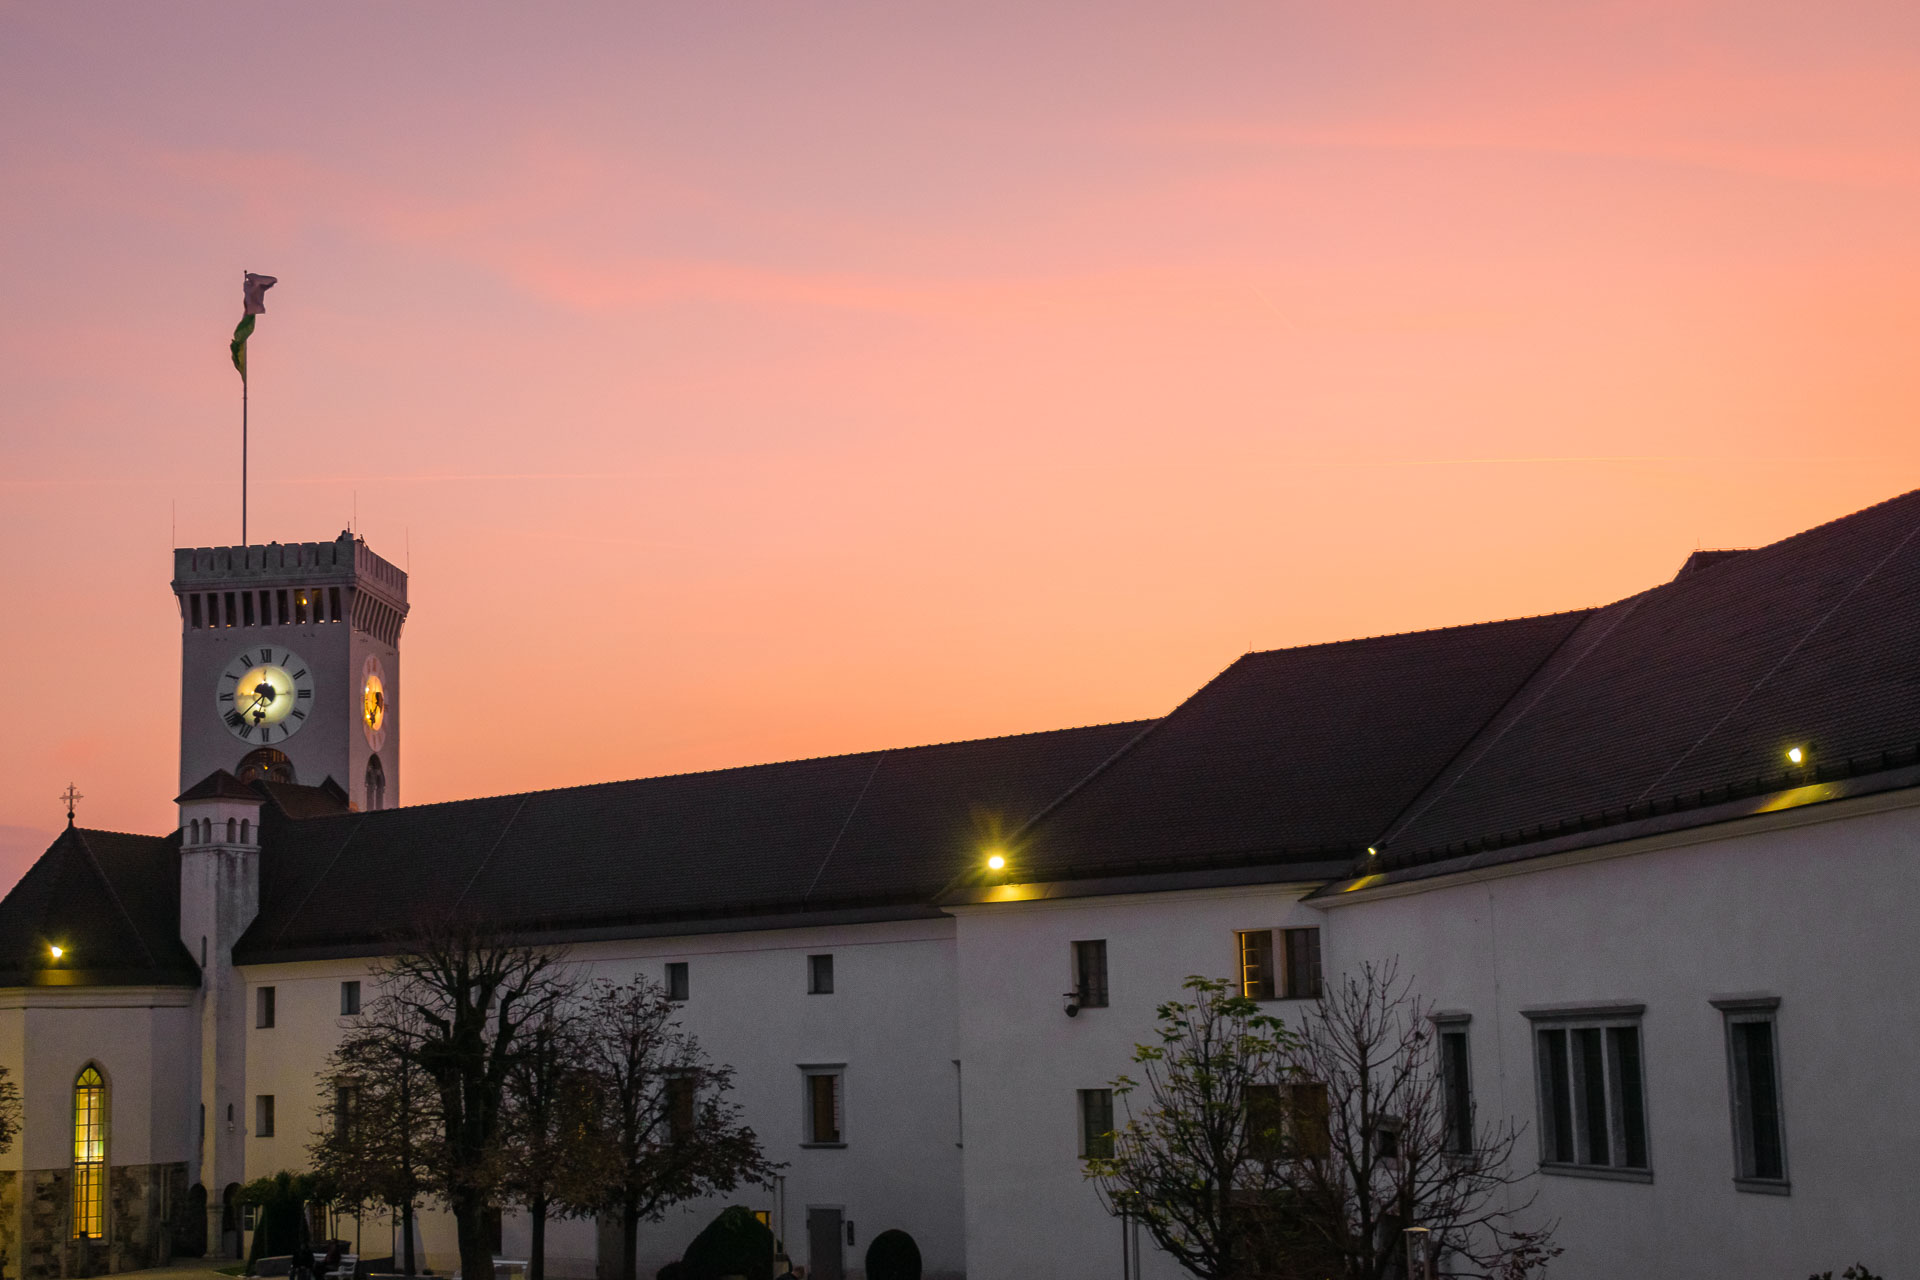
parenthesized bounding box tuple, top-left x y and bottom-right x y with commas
(292, 709, 306, 720)
(219, 693, 234, 702)
(297, 688, 312, 699)
(259, 648, 273, 663)
(237, 724, 254, 740)
(291, 669, 307, 680)
(224, 710, 244, 727)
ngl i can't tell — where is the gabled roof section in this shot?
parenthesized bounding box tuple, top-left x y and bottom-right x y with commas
(1368, 487, 1920, 869)
(1002, 611, 1593, 883)
(258, 777, 352, 819)
(235, 720, 1151, 961)
(176, 770, 259, 804)
(0, 826, 199, 988)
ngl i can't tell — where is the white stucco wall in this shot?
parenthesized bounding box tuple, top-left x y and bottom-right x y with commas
(242, 916, 965, 1280)
(1320, 791, 1920, 1280)
(951, 883, 1329, 1280)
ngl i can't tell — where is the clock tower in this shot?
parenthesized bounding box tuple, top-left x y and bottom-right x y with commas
(173, 530, 408, 810)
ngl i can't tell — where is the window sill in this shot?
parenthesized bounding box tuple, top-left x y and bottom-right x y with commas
(1734, 1177, 1790, 1196)
(1538, 1162, 1652, 1184)
(799, 1141, 846, 1149)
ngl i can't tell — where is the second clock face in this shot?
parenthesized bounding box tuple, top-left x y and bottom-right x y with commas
(217, 645, 314, 744)
(361, 654, 388, 752)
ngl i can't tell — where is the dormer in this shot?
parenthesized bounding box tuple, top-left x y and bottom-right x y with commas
(176, 770, 265, 850)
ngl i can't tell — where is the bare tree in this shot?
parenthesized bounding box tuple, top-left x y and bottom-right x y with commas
(1269, 961, 1557, 1280)
(373, 920, 577, 1280)
(311, 1012, 437, 1273)
(500, 1009, 611, 1280)
(1083, 976, 1309, 1280)
(574, 978, 781, 1280)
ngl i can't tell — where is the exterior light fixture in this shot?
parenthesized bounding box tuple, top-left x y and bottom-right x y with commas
(986, 853, 1006, 872)
(49, 945, 64, 960)
(1786, 746, 1806, 766)
(1366, 846, 1378, 857)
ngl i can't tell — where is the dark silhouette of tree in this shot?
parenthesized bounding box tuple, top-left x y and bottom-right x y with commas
(0, 1064, 21, 1154)
(1263, 961, 1556, 1280)
(574, 978, 781, 1280)
(500, 1009, 610, 1280)
(370, 919, 577, 1280)
(311, 1008, 437, 1274)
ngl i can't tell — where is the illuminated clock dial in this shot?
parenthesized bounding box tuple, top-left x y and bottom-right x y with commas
(216, 645, 314, 745)
(361, 654, 388, 752)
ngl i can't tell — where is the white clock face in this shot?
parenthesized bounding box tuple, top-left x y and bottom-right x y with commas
(216, 645, 314, 745)
(361, 654, 388, 752)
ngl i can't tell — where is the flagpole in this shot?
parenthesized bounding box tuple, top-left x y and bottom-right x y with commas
(242, 269, 249, 546)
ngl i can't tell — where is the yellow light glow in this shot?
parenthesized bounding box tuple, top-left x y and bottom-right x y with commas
(49, 945, 63, 959)
(1786, 746, 1805, 765)
(986, 853, 1006, 871)
(1341, 874, 1387, 893)
(233, 663, 297, 727)
(363, 673, 386, 731)
(1366, 846, 1378, 856)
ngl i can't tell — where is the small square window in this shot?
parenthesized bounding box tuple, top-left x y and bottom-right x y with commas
(256, 1094, 275, 1138)
(1077, 1088, 1115, 1158)
(808, 954, 834, 995)
(256, 986, 276, 1029)
(1072, 940, 1108, 1008)
(666, 962, 689, 1002)
(803, 1069, 844, 1145)
(242, 1205, 260, 1232)
(341, 980, 361, 1016)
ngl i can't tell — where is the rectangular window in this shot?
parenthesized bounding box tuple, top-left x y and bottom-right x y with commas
(666, 1074, 697, 1142)
(242, 591, 255, 626)
(276, 589, 289, 625)
(1716, 998, 1786, 1188)
(1438, 1023, 1474, 1155)
(1237, 930, 1276, 1001)
(1528, 1007, 1649, 1175)
(256, 986, 276, 1028)
(340, 980, 361, 1015)
(1072, 940, 1109, 1008)
(808, 954, 834, 995)
(294, 590, 308, 624)
(256, 1094, 275, 1138)
(666, 962, 689, 1002)
(189, 595, 203, 629)
(1285, 1081, 1331, 1159)
(1281, 928, 1322, 999)
(334, 1085, 358, 1141)
(1077, 1088, 1115, 1159)
(223, 591, 237, 627)
(1245, 1083, 1285, 1163)
(242, 1205, 260, 1232)
(804, 1069, 844, 1144)
(329, 586, 343, 622)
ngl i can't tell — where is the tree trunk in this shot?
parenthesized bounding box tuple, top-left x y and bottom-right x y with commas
(528, 1197, 547, 1280)
(620, 1202, 640, 1280)
(454, 1195, 495, 1280)
(400, 1201, 417, 1276)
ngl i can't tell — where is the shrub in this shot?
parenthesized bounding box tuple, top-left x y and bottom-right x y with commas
(863, 1230, 921, 1280)
(681, 1206, 774, 1280)
(1808, 1269, 1882, 1280)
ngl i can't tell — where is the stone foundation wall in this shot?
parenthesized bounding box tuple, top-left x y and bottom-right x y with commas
(2, 1163, 188, 1279)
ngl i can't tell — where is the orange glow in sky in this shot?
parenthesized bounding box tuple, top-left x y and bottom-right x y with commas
(5, 3, 1920, 884)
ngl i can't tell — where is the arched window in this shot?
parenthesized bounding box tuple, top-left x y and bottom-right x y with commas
(73, 1065, 106, 1239)
(226, 817, 237, 843)
(235, 747, 295, 786)
(239, 818, 250, 844)
(364, 754, 387, 812)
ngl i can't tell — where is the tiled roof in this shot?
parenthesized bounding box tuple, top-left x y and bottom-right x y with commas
(1003, 612, 1592, 882)
(0, 826, 199, 987)
(176, 770, 259, 803)
(1373, 487, 1920, 866)
(234, 721, 1149, 961)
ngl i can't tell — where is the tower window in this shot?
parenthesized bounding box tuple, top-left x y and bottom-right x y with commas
(223, 592, 237, 627)
(72, 1066, 105, 1239)
(239, 818, 250, 844)
(242, 592, 255, 626)
(294, 591, 308, 624)
(330, 586, 343, 622)
(236, 748, 295, 786)
(276, 589, 289, 625)
(365, 754, 387, 811)
(226, 817, 237, 843)
(190, 595, 203, 629)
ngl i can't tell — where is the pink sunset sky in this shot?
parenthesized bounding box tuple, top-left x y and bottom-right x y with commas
(4, 2, 1920, 887)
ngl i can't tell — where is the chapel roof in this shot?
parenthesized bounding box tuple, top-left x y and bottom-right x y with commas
(0, 826, 199, 987)
(233, 720, 1150, 961)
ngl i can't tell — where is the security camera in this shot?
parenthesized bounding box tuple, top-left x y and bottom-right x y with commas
(1064, 989, 1081, 1018)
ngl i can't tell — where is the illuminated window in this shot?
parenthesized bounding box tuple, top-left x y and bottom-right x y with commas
(72, 1066, 105, 1239)
(802, 1067, 844, 1145)
(1236, 930, 1276, 1000)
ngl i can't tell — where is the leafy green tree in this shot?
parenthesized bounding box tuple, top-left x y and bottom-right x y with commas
(1083, 975, 1306, 1280)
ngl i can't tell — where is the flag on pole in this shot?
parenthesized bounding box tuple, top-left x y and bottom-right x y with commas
(230, 273, 277, 382)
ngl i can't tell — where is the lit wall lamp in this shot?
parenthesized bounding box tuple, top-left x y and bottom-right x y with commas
(1786, 743, 1813, 768)
(48, 944, 64, 960)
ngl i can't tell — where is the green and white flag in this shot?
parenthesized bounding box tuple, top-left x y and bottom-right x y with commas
(230, 272, 277, 382)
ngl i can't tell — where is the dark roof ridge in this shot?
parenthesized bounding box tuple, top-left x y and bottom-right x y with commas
(69, 828, 161, 968)
(1010, 720, 1167, 846)
(331, 718, 1160, 818)
(67, 824, 172, 842)
(1241, 606, 1599, 659)
(1735, 485, 1920, 553)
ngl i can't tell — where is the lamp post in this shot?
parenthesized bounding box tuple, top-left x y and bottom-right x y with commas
(1403, 1226, 1435, 1280)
